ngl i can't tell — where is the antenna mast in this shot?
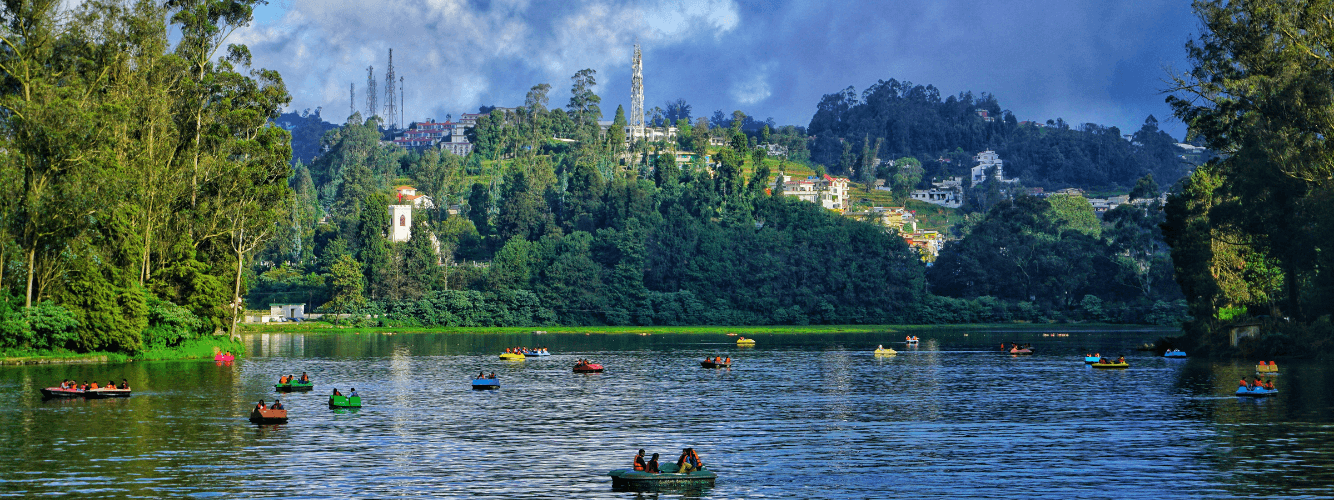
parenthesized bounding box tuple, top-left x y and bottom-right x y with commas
(350, 83, 355, 119)
(630, 43, 645, 141)
(385, 49, 397, 129)
(366, 66, 377, 124)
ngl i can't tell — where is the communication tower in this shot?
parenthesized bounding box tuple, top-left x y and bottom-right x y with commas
(349, 83, 355, 118)
(630, 44, 645, 141)
(400, 76, 405, 130)
(385, 49, 397, 129)
(366, 66, 377, 123)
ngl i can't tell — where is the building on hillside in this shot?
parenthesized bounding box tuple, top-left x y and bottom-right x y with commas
(847, 206, 918, 233)
(909, 176, 964, 209)
(389, 204, 413, 242)
(1175, 143, 1208, 164)
(759, 143, 788, 157)
(903, 231, 943, 262)
(392, 119, 475, 156)
(975, 109, 995, 123)
(773, 174, 851, 211)
(970, 150, 1018, 184)
(394, 186, 435, 209)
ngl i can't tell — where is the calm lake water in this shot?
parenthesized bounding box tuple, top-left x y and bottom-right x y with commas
(2, 328, 1332, 499)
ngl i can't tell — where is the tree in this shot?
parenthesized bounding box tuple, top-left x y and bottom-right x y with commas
(1129, 173, 1159, 201)
(567, 69, 601, 140)
(326, 253, 366, 321)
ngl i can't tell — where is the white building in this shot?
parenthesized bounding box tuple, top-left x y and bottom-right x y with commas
(389, 204, 413, 242)
(909, 176, 964, 209)
(774, 174, 851, 211)
(971, 150, 1012, 184)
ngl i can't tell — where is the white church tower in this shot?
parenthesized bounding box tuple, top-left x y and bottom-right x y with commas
(389, 204, 412, 242)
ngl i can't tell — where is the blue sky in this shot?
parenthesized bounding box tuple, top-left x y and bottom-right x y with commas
(238, 0, 1198, 139)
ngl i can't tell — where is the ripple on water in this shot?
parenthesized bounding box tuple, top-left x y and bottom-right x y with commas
(0, 331, 1332, 498)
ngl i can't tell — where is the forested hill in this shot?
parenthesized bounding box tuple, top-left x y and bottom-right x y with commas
(277, 110, 340, 167)
(806, 79, 1195, 190)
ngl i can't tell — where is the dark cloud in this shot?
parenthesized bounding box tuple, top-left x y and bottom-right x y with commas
(239, 0, 1197, 138)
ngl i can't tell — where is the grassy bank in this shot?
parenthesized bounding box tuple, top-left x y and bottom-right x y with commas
(240, 322, 1177, 336)
(0, 336, 247, 365)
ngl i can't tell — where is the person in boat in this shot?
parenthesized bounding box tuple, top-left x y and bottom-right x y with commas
(300, 372, 309, 383)
(488, 372, 496, 379)
(1239, 378, 1251, 389)
(1116, 356, 1125, 364)
(724, 357, 731, 365)
(332, 388, 342, 397)
(90, 381, 99, 390)
(676, 448, 702, 473)
(348, 388, 358, 397)
(256, 400, 266, 410)
(271, 399, 283, 410)
(646, 453, 660, 473)
(477, 371, 486, 379)
(634, 449, 647, 471)
(119, 379, 129, 390)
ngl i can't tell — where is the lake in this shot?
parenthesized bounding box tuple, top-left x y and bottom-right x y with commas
(2, 328, 1332, 499)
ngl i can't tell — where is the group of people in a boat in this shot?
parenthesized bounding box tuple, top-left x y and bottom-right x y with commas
(633, 448, 704, 474)
(1239, 377, 1275, 391)
(504, 347, 548, 355)
(703, 356, 731, 365)
(1003, 343, 1032, 351)
(277, 373, 311, 384)
(255, 399, 283, 410)
(57, 379, 129, 391)
(1091, 356, 1126, 364)
(330, 388, 359, 397)
(475, 371, 498, 379)
(905, 335, 919, 342)
(574, 359, 598, 366)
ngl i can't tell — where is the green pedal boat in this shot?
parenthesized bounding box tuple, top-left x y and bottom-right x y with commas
(275, 381, 314, 392)
(329, 394, 362, 408)
(608, 463, 717, 491)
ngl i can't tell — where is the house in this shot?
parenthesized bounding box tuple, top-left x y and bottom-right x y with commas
(393, 186, 435, 209)
(910, 176, 964, 209)
(393, 119, 475, 156)
(773, 174, 851, 211)
(903, 231, 943, 262)
(759, 143, 788, 157)
(971, 150, 1018, 184)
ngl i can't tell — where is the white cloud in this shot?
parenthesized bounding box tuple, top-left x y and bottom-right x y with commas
(230, 0, 741, 124)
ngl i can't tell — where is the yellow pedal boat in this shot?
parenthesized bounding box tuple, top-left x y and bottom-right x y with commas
(499, 352, 526, 360)
(736, 337, 756, 345)
(874, 348, 897, 356)
(1091, 361, 1129, 369)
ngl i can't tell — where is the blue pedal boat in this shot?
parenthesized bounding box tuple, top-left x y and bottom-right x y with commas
(472, 378, 499, 390)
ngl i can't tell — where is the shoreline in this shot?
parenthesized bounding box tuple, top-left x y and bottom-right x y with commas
(1, 337, 248, 366)
(238, 323, 1180, 336)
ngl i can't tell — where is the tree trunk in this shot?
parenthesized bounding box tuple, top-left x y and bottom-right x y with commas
(230, 231, 245, 339)
(25, 247, 35, 308)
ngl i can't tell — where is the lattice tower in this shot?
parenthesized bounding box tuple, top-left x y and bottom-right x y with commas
(350, 83, 355, 118)
(399, 77, 405, 130)
(366, 66, 377, 123)
(385, 49, 397, 129)
(630, 44, 645, 141)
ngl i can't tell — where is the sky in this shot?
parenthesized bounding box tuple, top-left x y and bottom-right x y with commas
(235, 0, 1200, 140)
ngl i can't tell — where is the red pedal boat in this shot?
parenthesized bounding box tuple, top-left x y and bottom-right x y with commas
(573, 362, 604, 373)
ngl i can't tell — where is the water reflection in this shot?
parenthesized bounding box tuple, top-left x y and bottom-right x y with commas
(0, 328, 1330, 498)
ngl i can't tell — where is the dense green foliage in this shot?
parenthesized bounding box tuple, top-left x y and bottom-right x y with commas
(0, 1, 291, 354)
(807, 80, 1193, 190)
(928, 194, 1186, 324)
(1162, 0, 1334, 356)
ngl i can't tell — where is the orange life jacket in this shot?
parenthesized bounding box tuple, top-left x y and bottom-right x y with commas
(633, 455, 646, 471)
(90, 382, 99, 390)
